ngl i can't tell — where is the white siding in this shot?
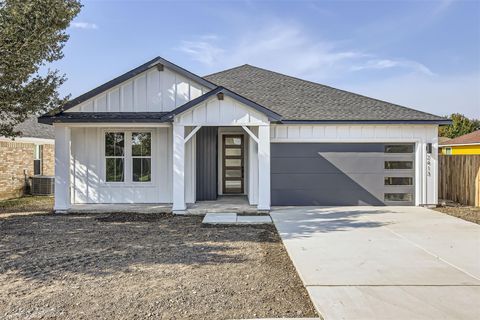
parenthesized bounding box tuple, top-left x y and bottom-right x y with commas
(71, 126, 172, 204)
(176, 95, 269, 126)
(68, 67, 208, 113)
(271, 124, 439, 206)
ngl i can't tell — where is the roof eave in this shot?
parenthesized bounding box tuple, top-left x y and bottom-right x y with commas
(279, 119, 452, 125)
(161, 86, 283, 122)
(439, 142, 480, 147)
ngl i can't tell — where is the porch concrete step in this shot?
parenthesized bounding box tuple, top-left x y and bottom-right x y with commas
(202, 212, 272, 225)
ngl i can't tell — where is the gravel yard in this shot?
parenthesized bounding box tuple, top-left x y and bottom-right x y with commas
(0, 211, 316, 319)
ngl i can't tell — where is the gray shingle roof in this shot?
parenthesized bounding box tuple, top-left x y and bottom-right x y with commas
(4, 116, 55, 139)
(204, 64, 447, 122)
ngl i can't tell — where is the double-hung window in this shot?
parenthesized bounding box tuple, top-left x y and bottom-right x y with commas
(33, 144, 43, 175)
(104, 131, 152, 183)
(132, 132, 151, 182)
(105, 132, 125, 182)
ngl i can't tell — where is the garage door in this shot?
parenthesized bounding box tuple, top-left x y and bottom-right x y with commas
(271, 143, 415, 206)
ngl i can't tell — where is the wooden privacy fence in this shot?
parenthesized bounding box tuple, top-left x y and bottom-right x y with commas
(439, 154, 480, 206)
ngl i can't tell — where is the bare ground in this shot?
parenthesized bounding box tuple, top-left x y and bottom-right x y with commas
(433, 204, 480, 224)
(0, 212, 317, 319)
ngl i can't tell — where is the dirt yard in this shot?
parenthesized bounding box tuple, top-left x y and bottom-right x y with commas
(433, 204, 480, 224)
(0, 212, 317, 319)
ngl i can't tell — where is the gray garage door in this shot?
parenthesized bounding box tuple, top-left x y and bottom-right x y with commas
(271, 143, 415, 206)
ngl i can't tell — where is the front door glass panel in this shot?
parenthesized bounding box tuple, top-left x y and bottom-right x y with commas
(223, 135, 244, 193)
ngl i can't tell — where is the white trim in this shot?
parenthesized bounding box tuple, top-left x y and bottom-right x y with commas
(217, 128, 248, 196)
(271, 138, 422, 143)
(0, 136, 54, 144)
(100, 129, 155, 187)
(184, 125, 202, 143)
(53, 122, 171, 128)
(241, 125, 259, 143)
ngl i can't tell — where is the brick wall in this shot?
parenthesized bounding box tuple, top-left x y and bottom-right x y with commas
(43, 144, 55, 176)
(0, 141, 55, 200)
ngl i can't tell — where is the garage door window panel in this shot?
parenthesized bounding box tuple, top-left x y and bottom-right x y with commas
(384, 144, 414, 153)
(384, 193, 413, 202)
(385, 161, 413, 170)
(384, 177, 413, 185)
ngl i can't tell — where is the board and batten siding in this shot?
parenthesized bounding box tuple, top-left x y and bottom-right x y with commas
(175, 95, 269, 126)
(70, 127, 172, 204)
(270, 124, 439, 206)
(68, 67, 208, 113)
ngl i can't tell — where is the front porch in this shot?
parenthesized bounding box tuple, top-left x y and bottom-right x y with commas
(68, 195, 258, 215)
(53, 87, 278, 213)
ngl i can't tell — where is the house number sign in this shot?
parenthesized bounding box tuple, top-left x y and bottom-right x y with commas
(426, 154, 431, 177)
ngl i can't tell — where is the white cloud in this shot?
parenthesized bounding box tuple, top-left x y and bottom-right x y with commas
(351, 59, 435, 76)
(71, 22, 98, 30)
(177, 22, 433, 81)
(178, 39, 224, 66)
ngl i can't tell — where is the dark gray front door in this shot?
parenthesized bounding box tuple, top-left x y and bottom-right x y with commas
(271, 143, 415, 206)
(196, 127, 218, 201)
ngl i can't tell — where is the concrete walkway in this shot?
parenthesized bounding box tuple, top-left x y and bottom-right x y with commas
(271, 206, 480, 320)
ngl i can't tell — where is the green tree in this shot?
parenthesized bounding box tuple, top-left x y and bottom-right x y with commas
(439, 113, 480, 139)
(0, 0, 81, 137)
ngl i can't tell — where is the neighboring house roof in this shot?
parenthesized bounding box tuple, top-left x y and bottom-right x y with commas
(1, 116, 55, 139)
(39, 112, 168, 124)
(161, 86, 282, 122)
(204, 64, 449, 124)
(439, 130, 480, 146)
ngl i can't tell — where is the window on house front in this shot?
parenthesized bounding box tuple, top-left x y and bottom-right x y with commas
(445, 147, 452, 155)
(105, 132, 125, 182)
(132, 132, 151, 182)
(33, 144, 43, 175)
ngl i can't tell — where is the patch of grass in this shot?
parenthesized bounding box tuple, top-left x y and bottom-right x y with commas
(433, 205, 480, 224)
(0, 196, 53, 214)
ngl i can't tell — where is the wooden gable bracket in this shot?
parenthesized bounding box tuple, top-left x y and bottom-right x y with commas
(156, 64, 164, 72)
(216, 92, 224, 100)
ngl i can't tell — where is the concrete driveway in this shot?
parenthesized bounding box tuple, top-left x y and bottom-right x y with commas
(271, 206, 480, 320)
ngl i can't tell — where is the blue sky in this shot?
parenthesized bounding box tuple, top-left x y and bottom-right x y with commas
(54, 0, 479, 118)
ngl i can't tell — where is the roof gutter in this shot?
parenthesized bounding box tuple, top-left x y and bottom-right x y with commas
(279, 119, 452, 125)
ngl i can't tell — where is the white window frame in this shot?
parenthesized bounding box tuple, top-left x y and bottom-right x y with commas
(102, 129, 154, 186)
(131, 132, 153, 183)
(104, 131, 126, 183)
(33, 144, 43, 175)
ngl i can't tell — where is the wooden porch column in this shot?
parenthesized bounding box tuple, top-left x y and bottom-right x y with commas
(172, 123, 186, 212)
(54, 125, 71, 212)
(257, 125, 271, 210)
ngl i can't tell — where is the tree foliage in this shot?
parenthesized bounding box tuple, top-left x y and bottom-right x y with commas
(439, 113, 480, 139)
(0, 0, 81, 137)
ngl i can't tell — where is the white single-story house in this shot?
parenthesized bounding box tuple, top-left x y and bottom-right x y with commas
(39, 57, 449, 213)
